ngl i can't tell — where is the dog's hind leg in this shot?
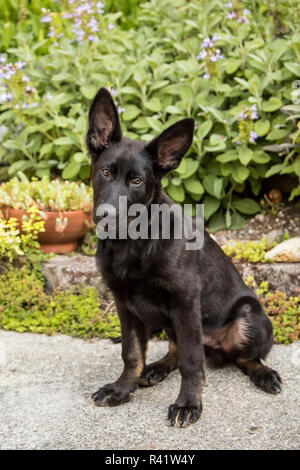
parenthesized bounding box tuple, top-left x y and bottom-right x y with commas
(139, 334, 178, 387)
(220, 300, 282, 394)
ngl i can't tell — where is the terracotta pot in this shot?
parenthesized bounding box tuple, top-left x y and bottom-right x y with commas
(2, 207, 94, 254)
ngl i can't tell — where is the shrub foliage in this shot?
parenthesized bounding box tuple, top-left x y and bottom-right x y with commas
(0, 0, 299, 228)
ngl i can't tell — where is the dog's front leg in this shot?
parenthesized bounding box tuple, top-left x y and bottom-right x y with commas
(92, 300, 148, 407)
(168, 300, 205, 427)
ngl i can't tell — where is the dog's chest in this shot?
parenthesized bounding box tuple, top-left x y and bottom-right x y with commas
(125, 278, 173, 328)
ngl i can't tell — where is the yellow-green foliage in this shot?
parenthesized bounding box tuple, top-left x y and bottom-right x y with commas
(0, 217, 23, 261)
(247, 277, 300, 345)
(223, 237, 275, 263)
(0, 264, 121, 339)
(0, 206, 45, 261)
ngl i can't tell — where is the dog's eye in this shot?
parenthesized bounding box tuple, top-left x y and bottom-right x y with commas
(131, 176, 142, 185)
(101, 168, 111, 177)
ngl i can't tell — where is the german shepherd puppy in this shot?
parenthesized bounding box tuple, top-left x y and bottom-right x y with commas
(86, 88, 282, 427)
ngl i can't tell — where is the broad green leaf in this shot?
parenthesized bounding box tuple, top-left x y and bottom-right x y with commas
(294, 158, 300, 177)
(197, 120, 213, 139)
(226, 58, 241, 74)
(225, 209, 231, 228)
(230, 211, 246, 230)
(266, 128, 290, 140)
(122, 105, 141, 121)
(183, 178, 204, 195)
(231, 164, 250, 183)
(238, 148, 253, 166)
(203, 195, 221, 221)
(208, 212, 226, 232)
(254, 120, 270, 137)
(179, 158, 199, 179)
(80, 85, 97, 100)
(284, 62, 300, 76)
(261, 97, 282, 112)
(265, 163, 285, 178)
(62, 161, 81, 179)
(167, 182, 185, 202)
(216, 150, 238, 163)
(203, 175, 223, 199)
(251, 151, 271, 164)
(232, 198, 260, 214)
(54, 137, 74, 146)
(162, 177, 169, 188)
(145, 98, 162, 113)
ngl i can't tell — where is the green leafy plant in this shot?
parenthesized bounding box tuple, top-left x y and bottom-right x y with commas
(0, 0, 299, 227)
(0, 263, 121, 339)
(247, 277, 300, 344)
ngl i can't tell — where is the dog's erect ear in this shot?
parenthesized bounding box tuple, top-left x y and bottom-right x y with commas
(145, 118, 194, 175)
(86, 88, 122, 159)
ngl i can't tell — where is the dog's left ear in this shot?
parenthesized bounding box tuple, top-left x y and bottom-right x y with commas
(145, 118, 194, 175)
(86, 87, 122, 160)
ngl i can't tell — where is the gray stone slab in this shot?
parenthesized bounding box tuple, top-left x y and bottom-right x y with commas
(235, 261, 300, 296)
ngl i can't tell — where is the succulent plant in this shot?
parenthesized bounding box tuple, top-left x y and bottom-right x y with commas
(0, 176, 93, 212)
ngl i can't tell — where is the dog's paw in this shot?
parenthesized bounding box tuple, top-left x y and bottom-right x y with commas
(91, 384, 132, 407)
(139, 364, 170, 387)
(251, 367, 282, 394)
(168, 403, 202, 428)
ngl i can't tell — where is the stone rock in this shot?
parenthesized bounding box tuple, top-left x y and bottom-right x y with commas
(255, 214, 265, 223)
(233, 260, 300, 296)
(265, 237, 300, 262)
(265, 228, 285, 249)
(41, 254, 111, 299)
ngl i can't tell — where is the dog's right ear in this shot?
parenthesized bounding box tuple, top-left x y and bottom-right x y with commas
(86, 88, 122, 161)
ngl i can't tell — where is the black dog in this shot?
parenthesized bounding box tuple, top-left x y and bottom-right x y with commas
(86, 88, 281, 427)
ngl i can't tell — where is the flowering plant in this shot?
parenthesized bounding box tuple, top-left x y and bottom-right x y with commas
(0, 0, 299, 230)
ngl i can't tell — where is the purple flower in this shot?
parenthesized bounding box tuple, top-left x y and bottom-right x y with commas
(41, 14, 52, 23)
(22, 102, 28, 109)
(110, 88, 118, 96)
(212, 33, 221, 42)
(249, 131, 258, 143)
(117, 105, 125, 114)
(96, 1, 104, 13)
(203, 73, 211, 80)
(197, 50, 207, 60)
(0, 91, 13, 103)
(210, 55, 217, 63)
(46, 92, 53, 100)
(250, 104, 258, 120)
(201, 37, 214, 48)
(108, 23, 115, 30)
(225, 1, 233, 7)
(227, 12, 235, 19)
(88, 34, 98, 42)
(0, 53, 7, 64)
(17, 60, 26, 68)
